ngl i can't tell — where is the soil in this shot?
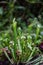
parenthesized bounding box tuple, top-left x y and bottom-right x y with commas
(0, 53, 43, 65)
(0, 61, 43, 65)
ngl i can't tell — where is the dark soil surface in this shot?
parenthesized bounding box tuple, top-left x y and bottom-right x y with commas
(0, 53, 43, 65)
(0, 61, 43, 65)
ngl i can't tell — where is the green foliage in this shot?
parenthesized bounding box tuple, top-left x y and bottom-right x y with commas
(0, 0, 43, 65)
(0, 18, 43, 64)
(0, 0, 43, 30)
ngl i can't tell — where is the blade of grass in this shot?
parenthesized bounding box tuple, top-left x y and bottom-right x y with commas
(26, 47, 36, 63)
(12, 18, 18, 61)
(35, 24, 41, 43)
(0, 45, 13, 64)
(9, 46, 16, 62)
(4, 50, 13, 64)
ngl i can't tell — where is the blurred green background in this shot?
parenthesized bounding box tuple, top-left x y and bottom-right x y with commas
(0, 0, 43, 30)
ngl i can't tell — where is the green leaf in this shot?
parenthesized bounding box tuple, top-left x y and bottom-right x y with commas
(0, 7, 3, 15)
